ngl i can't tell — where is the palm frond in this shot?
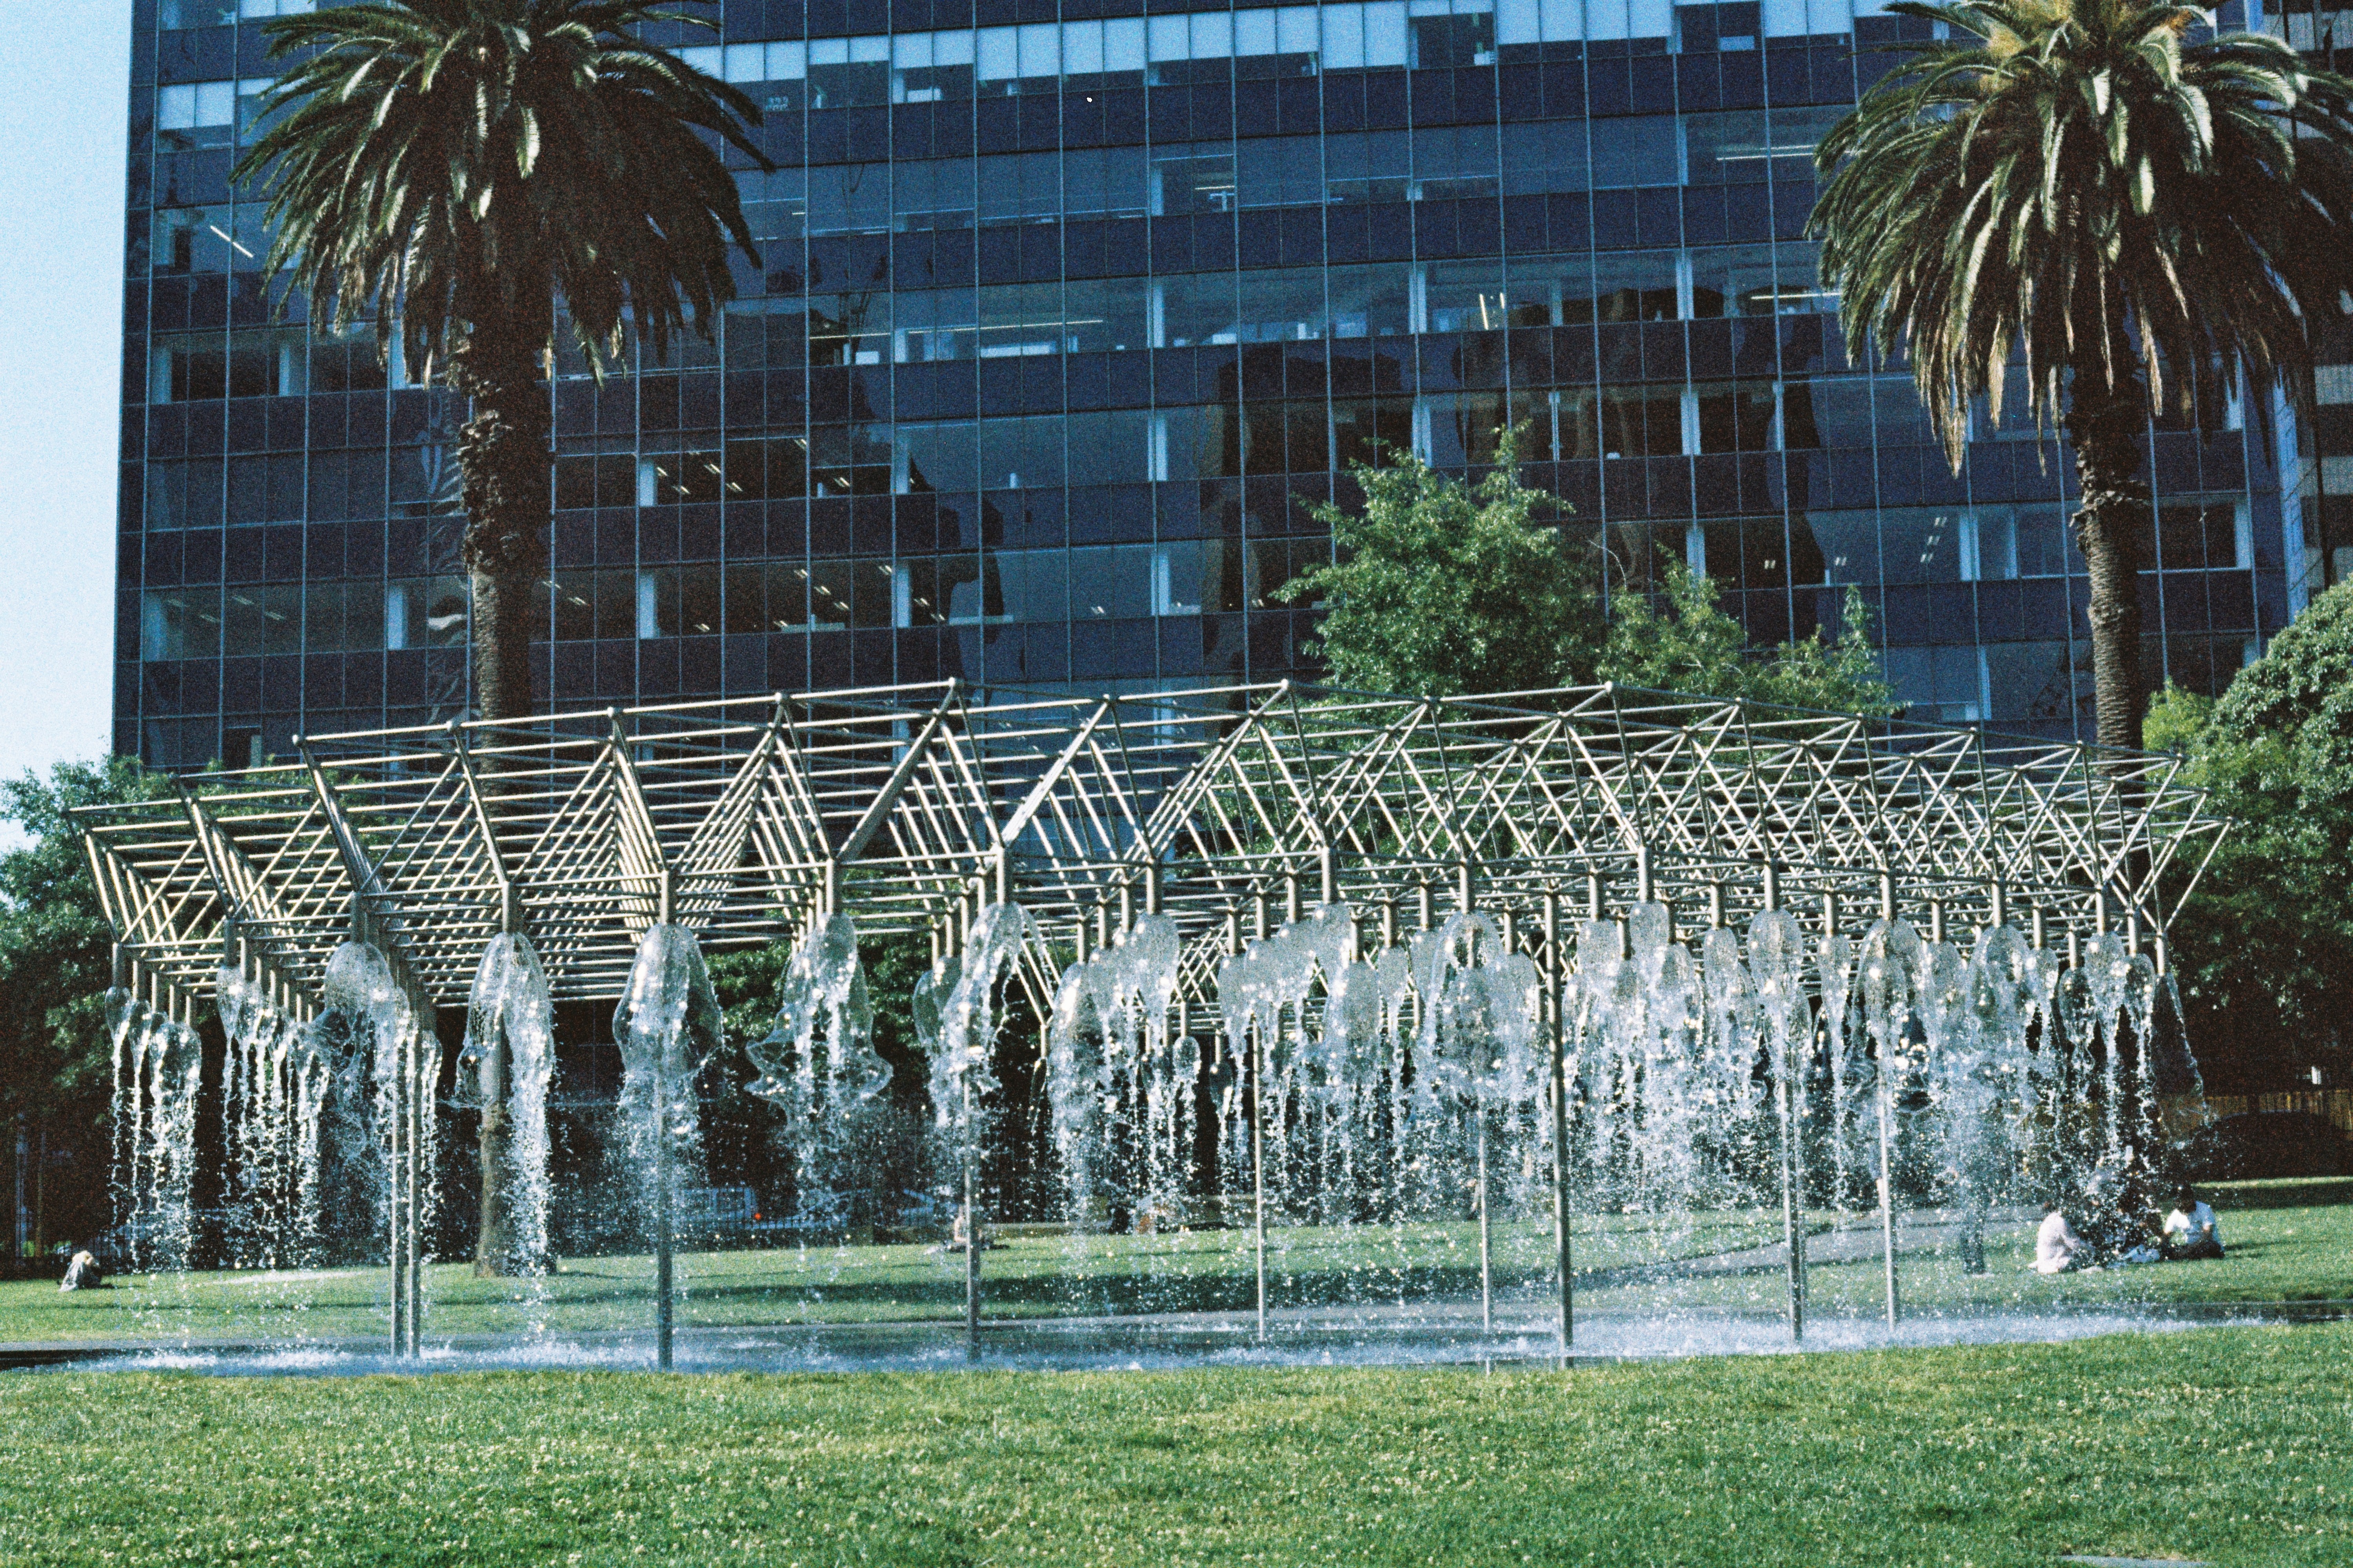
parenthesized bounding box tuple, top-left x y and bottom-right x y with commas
(232, 0, 772, 379)
(1812, 0, 2353, 464)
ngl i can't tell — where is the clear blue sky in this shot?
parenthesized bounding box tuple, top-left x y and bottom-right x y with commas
(0, 2, 133, 794)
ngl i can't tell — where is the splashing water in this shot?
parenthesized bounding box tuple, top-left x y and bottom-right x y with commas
(747, 913, 891, 1231)
(460, 933, 556, 1276)
(321, 941, 440, 1281)
(106, 987, 203, 1274)
(1047, 913, 1186, 1230)
(613, 924, 724, 1235)
(927, 904, 1038, 1213)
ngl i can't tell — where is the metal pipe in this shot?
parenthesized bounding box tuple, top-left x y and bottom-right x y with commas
(1457, 860, 1474, 914)
(1318, 843, 1337, 907)
(1877, 1032, 1901, 1331)
(407, 1020, 423, 1358)
(965, 1074, 982, 1358)
(1285, 871, 1302, 926)
(1879, 870, 1896, 925)
(1928, 899, 1945, 946)
(1761, 863, 1804, 1342)
(1475, 1107, 1492, 1337)
(655, 1048, 674, 1370)
(1585, 872, 1603, 923)
(1634, 844, 1653, 906)
(387, 1020, 406, 1358)
(1779, 1019, 1806, 1345)
(1708, 883, 1725, 930)
(1544, 891, 1572, 1355)
(1252, 1001, 1269, 1343)
(1143, 859, 1163, 916)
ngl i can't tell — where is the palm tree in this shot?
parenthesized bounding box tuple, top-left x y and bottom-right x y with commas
(232, 0, 769, 1273)
(1812, 0, 2353, 749)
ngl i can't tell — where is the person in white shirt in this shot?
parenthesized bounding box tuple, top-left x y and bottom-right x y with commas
(2163, 1186, 2224, 1260)
(2035, 1201, 2093, 1274)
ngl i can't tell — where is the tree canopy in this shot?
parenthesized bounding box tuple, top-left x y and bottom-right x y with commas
(2146, 583, 2353, 1086)
(0, 757, 173, 1249)
(1601, 564, 1895, 718)
(1812, 0, 2353, 750)
(235, 0, 768, 379)
(1277, 438, 1605, 698)
(1281, 448, 1894, 717)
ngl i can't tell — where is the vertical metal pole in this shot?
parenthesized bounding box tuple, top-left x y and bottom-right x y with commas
(407, 1024, 423, 1357)
(1318, 843, 1337, 908)
(655, 1060, 674, 1369)
(1252, 1005, 1269, 1342)
(1475, 1108, 1492, 1335)
(1874, 851, 1902, 1330)
(388, 1030, 405, 1357)
(1877, 1052, 1900, 1330)
(1929, 899, 1946, 947)
(1457, 860, 1474, 914)
(1764, 866, 1802, 1343)
(964, 1080, 981, 1356)
(654, 867, 675, 1370)
(1544, 893, 1571, 1355)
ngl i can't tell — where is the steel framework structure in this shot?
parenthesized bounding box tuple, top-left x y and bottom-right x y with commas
(80, 679, 2227, 1021)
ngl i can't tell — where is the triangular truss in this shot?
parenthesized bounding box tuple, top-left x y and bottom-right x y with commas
(79, 680, 2229, 1019)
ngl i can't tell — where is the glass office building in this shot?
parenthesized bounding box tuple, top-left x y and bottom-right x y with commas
(118, 0, 2309, 770)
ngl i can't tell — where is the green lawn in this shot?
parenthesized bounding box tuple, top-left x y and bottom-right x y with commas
(1, 1324, 2348, 1566)
(5, 1180, 2346, 1349)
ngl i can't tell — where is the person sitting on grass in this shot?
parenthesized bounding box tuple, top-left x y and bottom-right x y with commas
(58, 1246, 104, 1292)
(2162, 1186, 2224, 1260)
(2035, 1198, 2093, 1274)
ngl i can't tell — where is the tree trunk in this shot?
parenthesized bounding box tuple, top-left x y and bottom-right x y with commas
(2063, 388, 2151, 752)
(449, 292, 551, 1277)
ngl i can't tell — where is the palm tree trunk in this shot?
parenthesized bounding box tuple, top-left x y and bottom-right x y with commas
(2063, 388, 2151, 751)
(450, 294, 551, 1277)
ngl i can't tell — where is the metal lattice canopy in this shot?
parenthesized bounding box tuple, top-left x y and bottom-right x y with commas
(78, 680, 2229, 1022)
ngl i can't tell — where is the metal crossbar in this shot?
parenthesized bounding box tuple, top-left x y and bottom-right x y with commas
(77, 680, 2228, 1018)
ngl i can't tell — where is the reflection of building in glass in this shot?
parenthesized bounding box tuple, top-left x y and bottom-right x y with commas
(117, 0, 2297, 768)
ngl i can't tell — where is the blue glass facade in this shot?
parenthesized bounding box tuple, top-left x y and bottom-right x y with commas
(117, 0, 2308, 770)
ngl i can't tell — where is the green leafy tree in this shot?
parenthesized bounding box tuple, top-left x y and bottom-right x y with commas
(0, 758, 173, 1253)
(233, 0, 770, 1271)
(1276, 438, 1604, 697)
(1281, 442, 1893, 715)
(1598, 564, 1897, 717)
(2145, 585, 2353, 1086)
(1812, 0, 2353, 750)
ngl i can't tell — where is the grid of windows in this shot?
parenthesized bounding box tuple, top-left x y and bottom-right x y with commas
(117, 0, 2289, 768)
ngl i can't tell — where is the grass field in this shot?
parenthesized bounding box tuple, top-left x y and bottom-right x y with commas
(5, 1180, 2348, 1348)
(0, 1323, 2346, 1566)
